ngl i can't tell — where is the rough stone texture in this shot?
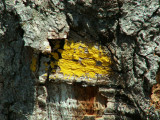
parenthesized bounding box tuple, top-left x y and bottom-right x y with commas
(0, 0, 160, 120)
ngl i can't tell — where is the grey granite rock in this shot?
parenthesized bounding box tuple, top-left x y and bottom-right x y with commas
(0, 0, 160, 120)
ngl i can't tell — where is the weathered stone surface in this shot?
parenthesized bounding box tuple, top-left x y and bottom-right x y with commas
(0, 0, 160, 120)
(120, 0, 159, 36)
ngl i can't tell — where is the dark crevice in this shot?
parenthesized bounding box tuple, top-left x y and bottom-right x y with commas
(115, 90, 142, 119)
(143, 77, 152, 99)
(48, 0, 56, 12)
(48, 39, 55, 52)
(115, 92, 134, 106)
(37, 53, 43, 75)
(48, 39, 65, 52)
(133, 51, 137, 78)
(98, 28, 114, 45)
(2, 0, 6, 12)
(59, 39, 65, 50)
(145, 7, 160, 22)
(156, 63, 160, 83)
(16, 25, 25, 38)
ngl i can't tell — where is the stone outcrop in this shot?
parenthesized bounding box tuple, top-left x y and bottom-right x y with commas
(0, 0, 160, 120)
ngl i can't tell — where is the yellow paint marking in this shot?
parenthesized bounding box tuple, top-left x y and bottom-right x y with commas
(56, 40, 111, 78)
(43, 39, 111, 79)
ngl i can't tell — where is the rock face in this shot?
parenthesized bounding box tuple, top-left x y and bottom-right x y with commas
(0, 0, 160, 120)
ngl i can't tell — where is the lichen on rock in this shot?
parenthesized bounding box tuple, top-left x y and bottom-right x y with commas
(30, 54, 38, 72)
